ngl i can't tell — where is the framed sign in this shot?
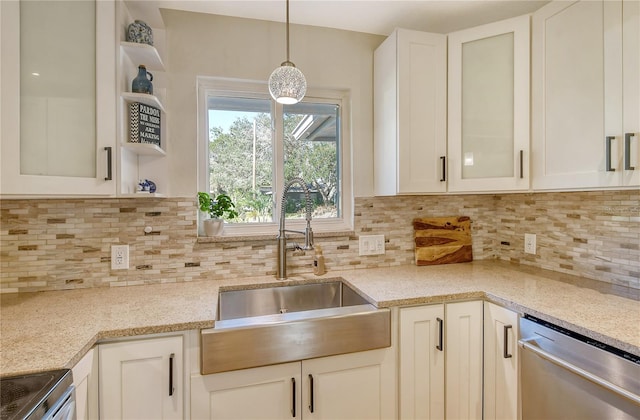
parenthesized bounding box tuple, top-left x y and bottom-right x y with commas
(129, 102, 161, 147)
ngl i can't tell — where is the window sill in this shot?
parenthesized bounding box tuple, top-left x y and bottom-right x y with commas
(196, 230, 355, 244)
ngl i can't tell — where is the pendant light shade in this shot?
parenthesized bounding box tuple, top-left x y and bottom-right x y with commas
(269, 62, 307, 104)
(269, 0, 306, 104)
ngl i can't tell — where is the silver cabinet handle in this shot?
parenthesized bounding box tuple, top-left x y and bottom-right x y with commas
(625, 133, 636, 170)
(169, 353, 175, 396)
(104, 146, 113, 180)
(436, 317, 444, 351)
(503, 325, 513, 359)
(606, 136, 616, 172)
(519, 340, 640, 405)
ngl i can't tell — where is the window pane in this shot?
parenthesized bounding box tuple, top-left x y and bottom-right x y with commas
(208, 97, 274, 223)
(283, 102, 340, 220)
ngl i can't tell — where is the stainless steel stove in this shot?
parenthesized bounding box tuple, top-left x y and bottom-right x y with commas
(1, 369, 75, 420)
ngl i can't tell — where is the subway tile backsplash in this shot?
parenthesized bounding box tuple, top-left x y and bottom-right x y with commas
(1, 190, 638, 293)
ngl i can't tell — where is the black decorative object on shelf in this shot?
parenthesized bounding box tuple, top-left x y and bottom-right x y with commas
(129, 102, 161, 147)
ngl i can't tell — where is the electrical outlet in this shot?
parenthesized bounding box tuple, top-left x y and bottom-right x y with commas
(359, 235, 385, 256)
(111, 244, 129, 270)
(524, 233, 536, 255)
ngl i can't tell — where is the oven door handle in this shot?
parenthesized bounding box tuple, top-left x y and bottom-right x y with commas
(519, 339, 640, 405)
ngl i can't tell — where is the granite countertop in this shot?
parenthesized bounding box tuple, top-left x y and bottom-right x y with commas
(1, 260, 639, 376)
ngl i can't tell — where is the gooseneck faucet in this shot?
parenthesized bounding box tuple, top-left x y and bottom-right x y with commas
(276, 178, 314, 279)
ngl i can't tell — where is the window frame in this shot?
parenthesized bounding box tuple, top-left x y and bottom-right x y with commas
(197, 76, 353, 236)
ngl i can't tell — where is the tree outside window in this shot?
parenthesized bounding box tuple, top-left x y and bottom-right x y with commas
(208, 97, 340, 224)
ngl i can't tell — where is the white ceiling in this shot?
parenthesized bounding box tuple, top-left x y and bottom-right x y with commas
(126, 0, 550, 36)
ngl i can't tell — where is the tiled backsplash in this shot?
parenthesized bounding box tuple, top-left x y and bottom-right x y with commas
(1, 190, 638, 293)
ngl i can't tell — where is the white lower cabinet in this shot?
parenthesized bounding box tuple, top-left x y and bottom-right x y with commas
(99, 335, 184, 420)
(191, 362, 300, 419)
(399, 300, 483, 420)
(302, 349, 395, 420)
(191, 348, 395, 419)
(484, 302, 519, 420)
(72, 348, 98, 420)
(445, 301, 484, 420)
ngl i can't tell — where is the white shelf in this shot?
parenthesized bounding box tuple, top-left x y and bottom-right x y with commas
(121, 41, 165, 70)
(121, 92, 165, 112)
(122, 142, 166, 156)
(119, 192, 166, 198)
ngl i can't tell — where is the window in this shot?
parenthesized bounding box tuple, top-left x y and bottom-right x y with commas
(198, 78, 352, 235)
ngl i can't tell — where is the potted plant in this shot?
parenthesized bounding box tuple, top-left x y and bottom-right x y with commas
(197, 192, 239, 236)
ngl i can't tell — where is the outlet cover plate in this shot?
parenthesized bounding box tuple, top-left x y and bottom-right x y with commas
(111, 244, 129, 270)
(524, 233, 536, 255)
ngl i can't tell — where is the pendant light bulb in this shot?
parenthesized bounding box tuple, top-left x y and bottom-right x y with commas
(269, 0, 306, 104)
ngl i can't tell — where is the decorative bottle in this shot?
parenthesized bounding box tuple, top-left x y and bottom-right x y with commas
(132, 65, 153, 95)
(313, 245, 326, 276)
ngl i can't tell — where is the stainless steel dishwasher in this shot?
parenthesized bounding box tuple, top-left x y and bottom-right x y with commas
(519, 315, 640, 419)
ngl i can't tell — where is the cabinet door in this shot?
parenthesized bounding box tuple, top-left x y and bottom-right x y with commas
(99, 336, 183, 420)
(0, 0, 116, 196)
(532, 0, 625, 189)
(302, 348, 395, 420)
(623, 0, 640, 186)
(190, 362, 301, 420)
(374, 29, 447, 195)
(445, 301, 483, 420)
(448, 15, 530, 192)
(72, 348, 98, 420)
(483, 302, 519, 420)
(398, 304, 445, 420)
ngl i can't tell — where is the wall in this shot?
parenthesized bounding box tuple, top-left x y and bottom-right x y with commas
(162, 10, 384, 197)
(1, 190, 638, 293)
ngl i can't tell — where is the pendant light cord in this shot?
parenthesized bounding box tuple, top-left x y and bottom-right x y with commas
(285, 0, 291, 63)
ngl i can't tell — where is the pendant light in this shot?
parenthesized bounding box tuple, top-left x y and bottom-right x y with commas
(268, 0, 307, 104)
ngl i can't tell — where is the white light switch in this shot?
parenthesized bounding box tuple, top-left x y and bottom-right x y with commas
(359, 235, 385, 256)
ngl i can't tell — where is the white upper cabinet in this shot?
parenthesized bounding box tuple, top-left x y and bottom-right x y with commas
(532, 0, 639, 190)
(0, 0, 116, 196)
(448, 15, 531, 192)
(374, 29, 447, 195)
(622, 0, 639, 186)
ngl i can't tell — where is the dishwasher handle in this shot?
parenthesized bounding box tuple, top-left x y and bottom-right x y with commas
(519, 339, 640, 406)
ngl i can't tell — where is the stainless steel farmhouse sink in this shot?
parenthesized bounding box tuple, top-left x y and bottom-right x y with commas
(201, 280, 390, 374)
(217, 280, 371, 321)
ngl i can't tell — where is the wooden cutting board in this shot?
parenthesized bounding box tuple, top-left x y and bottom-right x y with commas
(413, 216, 472, 266)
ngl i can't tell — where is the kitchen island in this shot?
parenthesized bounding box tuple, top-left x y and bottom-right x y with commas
(1, 260, 639, 376)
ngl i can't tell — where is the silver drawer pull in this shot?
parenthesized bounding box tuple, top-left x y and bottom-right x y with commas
(503, 325, 513, 358)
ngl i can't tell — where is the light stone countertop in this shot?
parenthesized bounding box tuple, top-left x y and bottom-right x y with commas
(1, 260, 639, 377)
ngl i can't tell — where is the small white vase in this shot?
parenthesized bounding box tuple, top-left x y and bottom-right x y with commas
(203, 218, 224, 236)
(197, 210, 208, 236)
